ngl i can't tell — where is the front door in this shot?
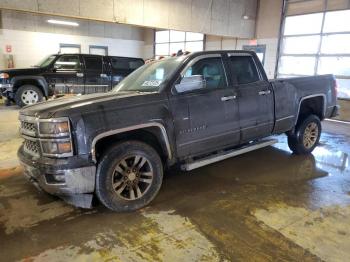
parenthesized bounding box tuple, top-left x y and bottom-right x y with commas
(83, 55, 111, 94)
(45, 54, 83, 95)
(228, 54, 274, 143)
(170, 54, 240, 157)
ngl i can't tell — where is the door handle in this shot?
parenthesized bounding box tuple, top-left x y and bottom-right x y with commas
(76, 72, 84, 77)
(258, 90, 271, 95)
(221, 95, 237, 101)
(100, 73, 107, 78)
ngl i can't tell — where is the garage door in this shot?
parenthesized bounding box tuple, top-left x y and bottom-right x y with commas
(277, 2, 350, 99)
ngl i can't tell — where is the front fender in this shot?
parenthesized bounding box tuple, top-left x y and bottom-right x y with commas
(11, 76, 50, 97)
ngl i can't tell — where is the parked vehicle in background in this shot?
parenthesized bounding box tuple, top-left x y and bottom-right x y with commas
(0, 54, 144, 107)
(17, 50, 339, 211)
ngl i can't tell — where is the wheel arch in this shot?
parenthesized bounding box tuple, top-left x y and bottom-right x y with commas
(91, 123, 172, 164)
(295, 94, 326, 124)
(11, 76, 49, 97)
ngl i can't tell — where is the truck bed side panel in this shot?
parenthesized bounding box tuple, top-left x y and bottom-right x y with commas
(271, 74, 337, 134)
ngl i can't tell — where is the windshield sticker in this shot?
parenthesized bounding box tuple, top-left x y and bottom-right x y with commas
(141, 80, 162, 87)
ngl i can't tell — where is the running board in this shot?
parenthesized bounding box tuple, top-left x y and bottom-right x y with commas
(181, 138, 278, 171)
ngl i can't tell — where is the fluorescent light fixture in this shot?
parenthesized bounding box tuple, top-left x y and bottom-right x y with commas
(47, 19, 79, 27)
(243, 15, 250, 20)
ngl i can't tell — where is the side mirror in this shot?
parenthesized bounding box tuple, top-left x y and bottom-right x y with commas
(175, 75, 206, 93)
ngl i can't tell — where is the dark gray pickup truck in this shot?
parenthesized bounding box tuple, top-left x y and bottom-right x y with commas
(17, 50, 339, 211)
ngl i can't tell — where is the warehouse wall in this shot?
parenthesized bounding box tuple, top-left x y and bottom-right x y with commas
(0, 0, 258, 39)
(255, 0, 283, 79)
(0, 10, 146, 68)
(202, 0, 283, 79)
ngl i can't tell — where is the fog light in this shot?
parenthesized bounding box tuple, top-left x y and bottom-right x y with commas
(45, 173, 65, 184)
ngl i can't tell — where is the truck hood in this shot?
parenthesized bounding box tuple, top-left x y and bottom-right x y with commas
(1, 67, 44, 77)
(20, 91, 146, 118)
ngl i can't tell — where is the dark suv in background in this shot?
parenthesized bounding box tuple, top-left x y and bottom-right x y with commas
(0, 54, 144, 107)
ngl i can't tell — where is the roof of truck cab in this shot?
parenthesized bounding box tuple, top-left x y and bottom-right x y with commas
(53, 53, 144, 60)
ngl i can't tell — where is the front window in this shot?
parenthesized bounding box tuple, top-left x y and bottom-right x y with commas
(183, 57, 227, 89)
(54, 55, 80, 71)
(36, 55, 57, 67)
(114, 57, 185, 93)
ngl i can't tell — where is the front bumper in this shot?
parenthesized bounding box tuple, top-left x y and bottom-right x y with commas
(0, 83, 13, 91)
(0, 83, 13, 97)
(18, 146, 96, 207)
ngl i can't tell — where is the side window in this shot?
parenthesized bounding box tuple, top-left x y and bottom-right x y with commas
(229, 56, 260, 85)
(110, 57, 144, 71)
(54, 55, 80, 70)
(84, 56, 103, 71)
(184, 57, 227, 89)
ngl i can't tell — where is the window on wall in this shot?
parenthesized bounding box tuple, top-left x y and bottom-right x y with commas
(278, 9, 350, 99)
(59, 44, 81, 54)
(155, 30, 204, 58)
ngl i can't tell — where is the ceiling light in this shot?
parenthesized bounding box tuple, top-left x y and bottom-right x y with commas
(47, 19, 79, 27)
(243, 15, 250, 20)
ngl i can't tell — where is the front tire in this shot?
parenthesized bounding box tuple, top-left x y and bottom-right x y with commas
(95, 141, 163, 212)
(287, 114, 321, 155)
(15, 85, 43, 107)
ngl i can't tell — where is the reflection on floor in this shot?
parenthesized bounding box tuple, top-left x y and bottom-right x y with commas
(0, 107, 349, 261)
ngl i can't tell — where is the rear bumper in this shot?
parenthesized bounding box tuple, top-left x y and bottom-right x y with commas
(18, 146, 96, 207)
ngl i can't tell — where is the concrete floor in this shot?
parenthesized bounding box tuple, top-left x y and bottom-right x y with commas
(0, 106, 350, 262)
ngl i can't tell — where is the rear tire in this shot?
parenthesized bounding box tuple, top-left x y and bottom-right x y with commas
(15, 85, 43, 107)
(287, 114, 321, 155)
(95, 141, 163, 212)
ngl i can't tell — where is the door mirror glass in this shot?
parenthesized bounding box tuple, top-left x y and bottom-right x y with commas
(175, 75, 206, 93)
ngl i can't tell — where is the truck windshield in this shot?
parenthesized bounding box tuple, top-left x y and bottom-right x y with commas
(36, 55, 57, 67)
(114, 57, 185, 93)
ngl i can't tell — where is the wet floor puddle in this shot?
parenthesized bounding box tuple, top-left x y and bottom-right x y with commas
(254, 204, 350, 262)
(22, 210, 221, 262)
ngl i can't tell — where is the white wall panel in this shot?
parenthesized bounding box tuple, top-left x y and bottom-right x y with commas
(0, 29, 145, 69)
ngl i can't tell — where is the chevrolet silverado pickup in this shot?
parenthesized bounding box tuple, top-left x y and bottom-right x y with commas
(17, 50, 339, 211)
(0, 53, 144, 107)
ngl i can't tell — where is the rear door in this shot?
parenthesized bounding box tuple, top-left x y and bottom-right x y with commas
(110, 57, 144, 86)
(170, 54, 240, 157)
(83, 55, 110, 94)
(228, 53, 274, 142)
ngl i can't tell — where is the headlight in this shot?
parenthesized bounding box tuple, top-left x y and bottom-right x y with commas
(41, 140, 73, 156)
(38, 118, 73, 157)
(0, 73, 9, 79)
(39, 121, 70, 136)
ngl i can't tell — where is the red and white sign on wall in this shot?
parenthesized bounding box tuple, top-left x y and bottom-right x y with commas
(5, 44, 12, 53)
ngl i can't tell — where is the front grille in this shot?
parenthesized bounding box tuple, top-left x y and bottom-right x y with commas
(21, 121, 37, 134)
(23, 139, 40, 157)
(21, 122, 36, 132)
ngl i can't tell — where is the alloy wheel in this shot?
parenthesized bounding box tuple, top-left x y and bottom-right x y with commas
(112, 155, 154, 200)
(303, 122, 318, 149)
